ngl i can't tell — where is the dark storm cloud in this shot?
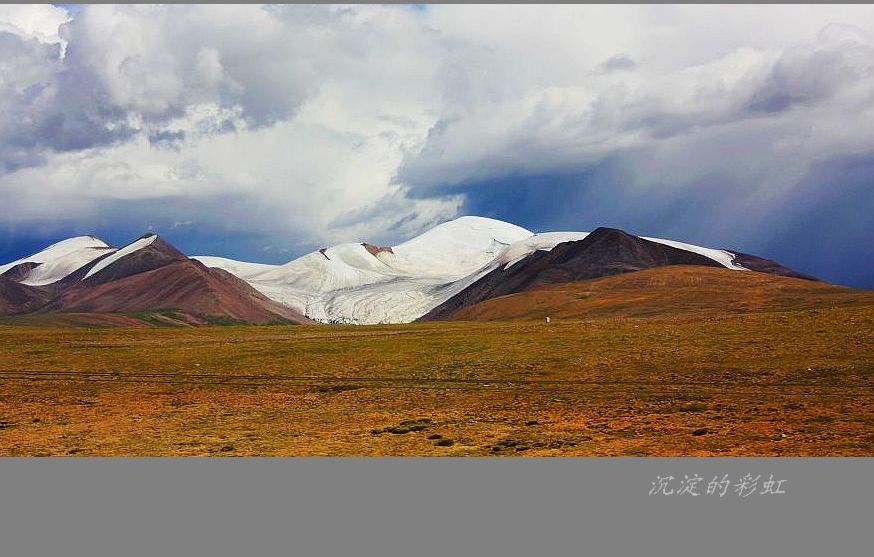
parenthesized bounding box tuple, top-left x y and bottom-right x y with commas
(448, 158, 751, 247)
(437, 144, 874, 288)
(756, 151, 874, 287)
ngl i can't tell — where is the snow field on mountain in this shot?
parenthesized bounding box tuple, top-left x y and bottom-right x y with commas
(0, 236, 115, 286)
(198, 218, 753, 323)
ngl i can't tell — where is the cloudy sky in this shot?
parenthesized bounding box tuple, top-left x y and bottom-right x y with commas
(1, 4, 873, 286)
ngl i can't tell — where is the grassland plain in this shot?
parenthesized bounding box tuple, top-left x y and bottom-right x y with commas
(1, 282, 873, 456)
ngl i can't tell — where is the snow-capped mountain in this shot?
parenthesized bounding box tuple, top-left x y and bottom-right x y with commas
(0, 236, 115, 286)
(0, 216, 812, 325)
(0, 233, 309, 324)
(192, 216, 532, 323)
(192, 216, 796, 324)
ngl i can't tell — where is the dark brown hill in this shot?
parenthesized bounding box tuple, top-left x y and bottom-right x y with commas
(423, 227, 728, 320)
(44, 259, 310, 324)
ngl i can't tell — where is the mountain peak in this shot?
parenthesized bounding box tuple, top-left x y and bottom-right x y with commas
(1, 236, 111, 265)
(0, 235, 115, 286)
(583, 226, 637, 243)
(588, 226, 627, 235)
(423, 215, 532, 236)
(82, 233, 187, 284)
(396, 215, 532, 251)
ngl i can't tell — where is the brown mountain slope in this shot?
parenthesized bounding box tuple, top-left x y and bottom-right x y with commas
(0, 276, 49, 314)
(43, 259, 311, 324)
(433, 266, 874, 321)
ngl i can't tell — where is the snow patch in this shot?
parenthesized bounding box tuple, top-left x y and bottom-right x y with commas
(500, 232, 591, 269)
(84, 235, 157, 279)
(642, 237, 747, 270)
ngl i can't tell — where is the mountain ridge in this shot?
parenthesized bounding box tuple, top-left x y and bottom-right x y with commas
(0, 233, 310, 325)
(0, 217, 828, 325)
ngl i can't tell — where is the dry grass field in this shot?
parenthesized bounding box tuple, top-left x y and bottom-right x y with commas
(1, 268, 873, 456)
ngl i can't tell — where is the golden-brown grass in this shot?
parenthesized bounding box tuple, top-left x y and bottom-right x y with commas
(446, 266, 874, 320)
(1, 267, 872, 456)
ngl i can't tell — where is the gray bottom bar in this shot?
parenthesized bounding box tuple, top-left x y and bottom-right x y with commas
(0, 458, 870, 557)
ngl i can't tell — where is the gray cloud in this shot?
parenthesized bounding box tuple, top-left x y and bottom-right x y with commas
(599, 53, 636, 73)
(746, 24, 873, 114)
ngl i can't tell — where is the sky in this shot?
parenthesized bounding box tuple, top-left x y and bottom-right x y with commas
(0, 4, 872, 287)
